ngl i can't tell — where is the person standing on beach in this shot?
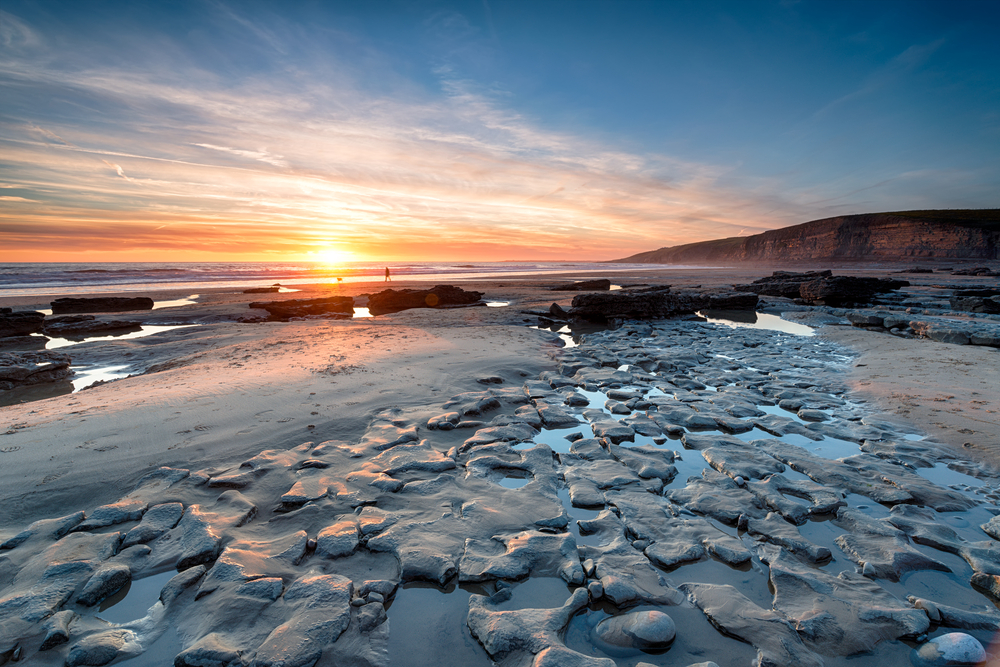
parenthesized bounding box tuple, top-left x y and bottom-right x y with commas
(385, 267, 391, 282)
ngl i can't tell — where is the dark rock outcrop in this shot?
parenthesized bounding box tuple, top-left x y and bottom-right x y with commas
(0, 351, 73, 390)
(734, 271, 833, 298)
(735, 272, 907, 305)
(950, 296, 1000, 313)
(569, 288, 757, 322)
(43, 316, 143, 337)
(0, 311, 45, 337)
(551, 279, 612, 291)
(249, 297, 354, 321)
(367, 285, 483, 315)
(799, 276, 909, 306)
(51, 297, 154, 314)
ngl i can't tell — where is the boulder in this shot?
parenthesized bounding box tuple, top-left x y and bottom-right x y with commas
(0, 351, 73, 390)
(733, 270, 833, 298)
(249, 296, 354, 321)
(569, 289, 757, 322)
(43, 315, 143, 337)
(913, 633, 986, 666)
(367, 285, 484, 315)
(0, 311, 45, 337)
(950, 296, 1000, 313)
(591, 610, 676, 650)
(51, 297, 154, 314)
(551, 279, 612, 291)
(799, 276, 909, 306)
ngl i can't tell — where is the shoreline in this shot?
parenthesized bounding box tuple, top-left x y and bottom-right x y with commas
(3, 266, 1000, 665)
(2, 266, 999, 525)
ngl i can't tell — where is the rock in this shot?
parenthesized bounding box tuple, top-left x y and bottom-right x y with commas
(66, 628, 141, 667)
(174, 633, 242, 667)
(0, 351, 73, 390)
(39, 609, 76, 650)
(367, 285, 483, 315)
(317, 518, 359, 558)
(913, 633, 986, 666)
(681, 582, 824, 667)
(569, 288, 756, 322)
(587, 580, 603, 599)
(250, 574, 353, 667)
(160, 565, 207, 605)
(734, 270, 834, 298)
(122, 502, 184, 547)
(0, 510, 85, 549)
(591, 610, 676, 650)
(358, 601, 387, 631)
(950, 296, 1000, 313)
(551, 279, 612, 291)
(77, 563, 132, 606)
(533, 646, 616, 667)
(243, 286, 280, 293)
(746, 512, 832, 562)
(799, 276, 908, 306)
(51, 297, 154, 314)
(248, 296, 354, 321)
(764, 546, 930, 655)
(549, 302, 570, 318)
(0, 311, 45, 337)
(42, 315, 142, 337)
(74, 499, 148, 532)
(833, 507, 950, 581)
(459, 531, 585, 584)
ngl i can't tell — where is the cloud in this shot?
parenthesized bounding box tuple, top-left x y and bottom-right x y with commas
(0, 6, 949, 261)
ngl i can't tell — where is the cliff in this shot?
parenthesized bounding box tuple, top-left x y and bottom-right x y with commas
(615, 210, 1000, 264)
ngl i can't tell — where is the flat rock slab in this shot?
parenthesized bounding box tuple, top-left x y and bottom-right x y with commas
(681, 582, 824, 667)
(51, 297, 154, 314)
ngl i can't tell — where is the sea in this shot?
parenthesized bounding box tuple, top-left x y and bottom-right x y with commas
(0, 261, 693, 298)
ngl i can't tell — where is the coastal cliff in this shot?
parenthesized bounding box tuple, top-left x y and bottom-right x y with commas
(615, 210, 1000, 264)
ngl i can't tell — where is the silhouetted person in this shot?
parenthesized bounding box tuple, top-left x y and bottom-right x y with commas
(385, 267, 391, 282)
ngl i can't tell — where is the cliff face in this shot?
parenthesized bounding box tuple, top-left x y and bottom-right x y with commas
(617, 211, 1000, 264)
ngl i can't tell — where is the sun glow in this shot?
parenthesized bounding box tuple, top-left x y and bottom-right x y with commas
(314, 247, 356, 266)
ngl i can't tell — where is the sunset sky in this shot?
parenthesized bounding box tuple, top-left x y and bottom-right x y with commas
(1, 1, 998, 262)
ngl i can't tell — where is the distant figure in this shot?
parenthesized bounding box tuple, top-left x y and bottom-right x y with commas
(385, 267, 391, 282)
(337, 277, 343, 283)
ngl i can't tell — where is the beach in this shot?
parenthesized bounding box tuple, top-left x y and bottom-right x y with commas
(2, 265, 1000, 666)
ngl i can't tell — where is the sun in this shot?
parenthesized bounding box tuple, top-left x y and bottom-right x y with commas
(315, 247, 356, 265)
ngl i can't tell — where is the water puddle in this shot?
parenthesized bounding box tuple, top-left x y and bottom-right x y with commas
(71, 364, 131, 391)
(386, 581, 493, 667)
(697, 310, 816, 337)
(152, 294, 199, 310)
(40, 324, 199, 350)
(556, 488, 604, 546)
(917, 463, 987, 490)
(92, 570, 176, 624)
(353, 307, 372, 318)
(497, 469, 532, 489)
(485, 301, 510, 307)
(566, 603, 759, 666)
(491, 577, 573, 610)
(531, 424, 595, 453)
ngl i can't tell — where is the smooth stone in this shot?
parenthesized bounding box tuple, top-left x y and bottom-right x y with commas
(592, 610, 676, 650)
(77, 563, 131, 606)
(914, 633, 986, 666)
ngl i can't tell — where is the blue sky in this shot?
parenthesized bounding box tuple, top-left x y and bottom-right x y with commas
(1, 0, 997, 261)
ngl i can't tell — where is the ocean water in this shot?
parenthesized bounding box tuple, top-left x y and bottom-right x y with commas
(0, 261, 695, 298)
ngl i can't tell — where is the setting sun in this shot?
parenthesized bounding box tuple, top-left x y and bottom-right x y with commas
(314, 247, 356, 266)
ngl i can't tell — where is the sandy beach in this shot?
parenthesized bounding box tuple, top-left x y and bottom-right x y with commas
(2, 266, 1000, 666)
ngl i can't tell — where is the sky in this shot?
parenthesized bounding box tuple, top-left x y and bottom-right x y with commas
(1, 1, 998, 263)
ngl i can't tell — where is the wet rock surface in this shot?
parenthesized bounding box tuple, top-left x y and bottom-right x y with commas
(0, 351, 73, 390)
(4, 316, 1000, 666)
(367, 284, 484, 315)
(248, 296, 355, 321)
(51, 297, 154, 314)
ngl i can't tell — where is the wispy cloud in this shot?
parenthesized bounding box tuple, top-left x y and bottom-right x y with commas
(0, 6, 976, 261)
